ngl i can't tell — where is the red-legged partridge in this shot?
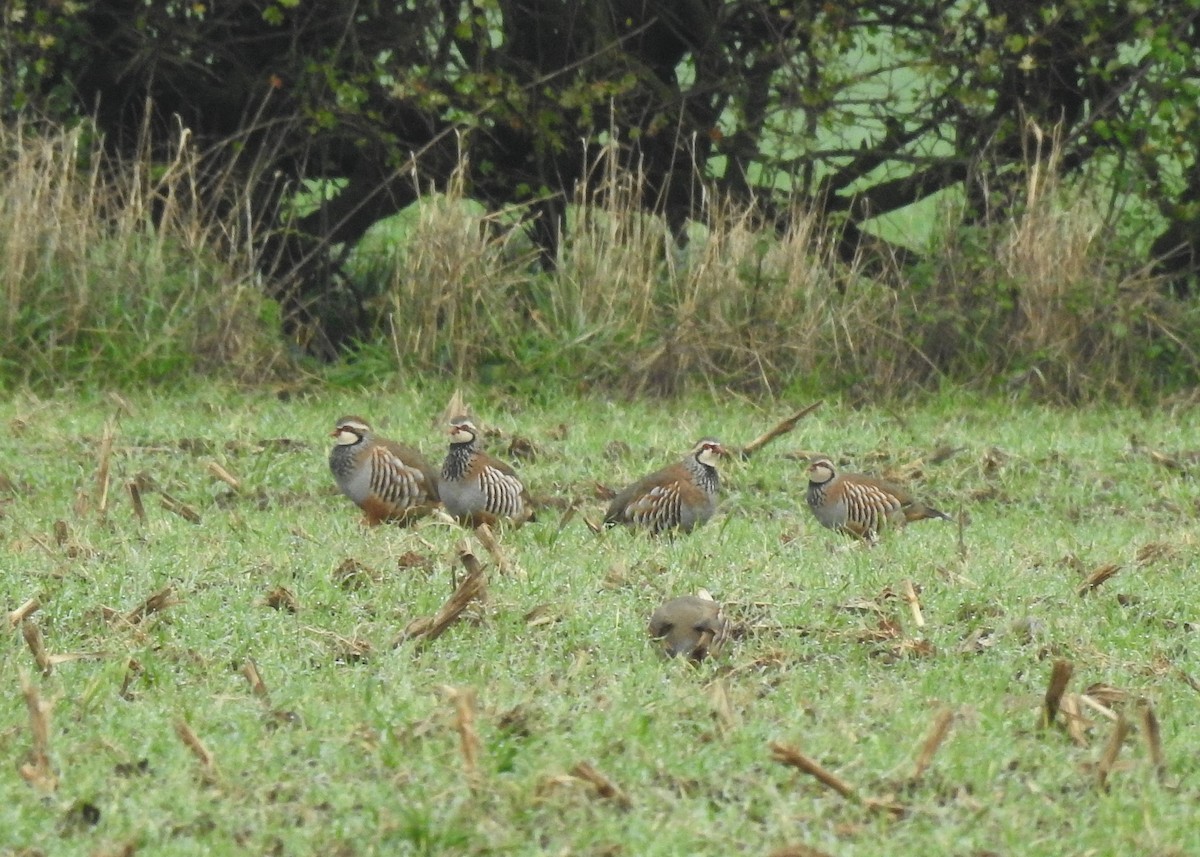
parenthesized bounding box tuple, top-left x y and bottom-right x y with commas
(439, 416, 532, 527)
(805, 456, 950, 540)
(648, 592, 729, 662)
(329, 416, 440, 525)
(604, 438, 725, 535)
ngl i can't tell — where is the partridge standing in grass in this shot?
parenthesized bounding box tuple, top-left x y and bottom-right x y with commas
(329, 416, 440, 525)
(604, 438, 726, 535)
(439, 416, 533, 527)
(805, 455, 950, 540)
(648, 592, 729, 662)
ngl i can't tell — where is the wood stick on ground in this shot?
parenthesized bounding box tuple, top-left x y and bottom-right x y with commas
(769, 742, 858, 801)
(1059, 693, 1089, 747)
(956, 504, 967, 560)
(18, 672, 57, 794)
(571, 761, 632, 809)
(127, 481, 147, 524)
(95, 418, 115, 519)
(1096, 714, 1130, 791)
(738, 400, 824, 460)
(174, 719, 217, 774)
(1042, 659, 1074, 729)
(911, 707, 954, 781)
(1077, 563, 1121, 597)
(206, 460, 241, 491)
(395, 546, 487, 647)
(159, 492, 201, 524)
(242, 659, 270, 701)
(22, 620, 52, 676)
(9, 597, 40, 628)
(1139, 701, 1165, 782)
(123, 586, 178, 626)
(473, 523, 510, 575)
(119, 659, 142, 700)
(902, 580, 925, 628)
(441, 686, 482, 787)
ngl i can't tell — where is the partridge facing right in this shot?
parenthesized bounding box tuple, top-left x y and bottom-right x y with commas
(604, 438, 725, 535)
(806, 456, 950, 540)
(648, 593, 729, 662)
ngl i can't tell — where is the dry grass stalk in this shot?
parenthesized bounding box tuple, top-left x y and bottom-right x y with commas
(95, 419, 116, 518)
(902, 580, 925, 628)
(441, 685, 482, 786)
(472, 524, 510, 574)
(123, 586, 178, 626)
(395, 547, 488, 646)
(1139, 701, 1165, 782)
(119, 659, 142, 700)
(1077, 563, 1121, 596)
(708, 679, 738, 733)
(738, 401, 823, 459)
(1095, 715, 1130, 790)
(174, 719, 217, 773)
(22, 620, 53, 676)
(768, 846, 835, 857)
(570, 761, 632, 809)
(911, 707, 955, 780)
(127, 480, 147, 524)
(242, 659, 269, 700)
(9, 596, 40, 628)
(1059, 693, 1090, 746)
(18, 672, 57, 794)
(159, 492, 201, 524)
(206, 460, 241, 491)
(1042, 659, 1074, 729)
(769, 742, 858, 801)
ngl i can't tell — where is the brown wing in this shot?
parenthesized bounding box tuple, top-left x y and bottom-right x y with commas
(606, 462, 701, 533)
(473, 452, 530, 518)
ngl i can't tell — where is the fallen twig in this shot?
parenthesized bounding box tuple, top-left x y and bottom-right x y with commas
(206, 460, 241, 492)
(22, 620, 52, 676)
(1139, 700, 1165, 782)
(395, 544, 487, 646)
(570, 761, 632, 808)
(174, 719, 217, 775)
(18, 672, 57, 794)
(441, 686, 482, 787)
(911, 707, 954, 781)
(1096, 715, 1130, 790)
(1042, 659, 1073, 729)
(1077, 563, 1121, 597)
(9, 597, 40, 628)
(902, 580, 925, 629)
(738, 401, 823, 460)
(159, 492, 201, 524)
(95, 419, 116, 519)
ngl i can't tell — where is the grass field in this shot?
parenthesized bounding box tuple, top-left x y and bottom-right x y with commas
(2, 383, 1198, 856)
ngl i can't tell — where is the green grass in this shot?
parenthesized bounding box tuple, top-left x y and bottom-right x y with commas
(2, 384, 1199, 855)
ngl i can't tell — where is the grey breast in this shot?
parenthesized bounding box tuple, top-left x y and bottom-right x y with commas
(439, 477, 487, 517)
(807, 483, 847, 530)
(330, 445, 370, 504)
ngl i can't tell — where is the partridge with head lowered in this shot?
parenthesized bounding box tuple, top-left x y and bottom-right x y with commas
(648, 593, 729, 662)
(329, 416, 440, 525)
(604, 438, 726, 535)
(439, 416, 533, 527)
(805, 456, 950, 540)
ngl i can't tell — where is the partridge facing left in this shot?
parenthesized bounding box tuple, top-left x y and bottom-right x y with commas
(604, 438, 725, 535)
(439, 416, 533, 527)
(329, 416, 440, 525)
(805, 456, 950, 540)
(648, 593, 729, 662)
